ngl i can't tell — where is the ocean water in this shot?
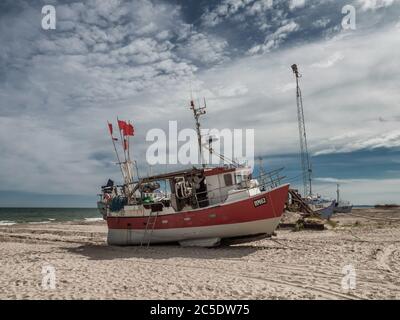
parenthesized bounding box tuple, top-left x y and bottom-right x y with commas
(0, 208, 102, 225)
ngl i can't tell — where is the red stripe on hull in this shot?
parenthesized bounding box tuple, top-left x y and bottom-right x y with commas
(107, 184, 289, 230)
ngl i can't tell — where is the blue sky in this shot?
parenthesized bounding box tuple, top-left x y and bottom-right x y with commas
(0, 0, 399, 206)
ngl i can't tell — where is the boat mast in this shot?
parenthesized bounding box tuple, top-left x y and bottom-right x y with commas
(107, 122, 126, 180)
(291, 64, 312, 197)
(337, 184, 340, 203)
(115, 118, 135, 200)
(190, 98, 207, 168)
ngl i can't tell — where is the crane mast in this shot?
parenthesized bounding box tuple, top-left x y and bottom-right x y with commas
(291, 64, 312, 197)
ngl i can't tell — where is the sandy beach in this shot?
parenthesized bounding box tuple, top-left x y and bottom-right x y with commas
(0, 208, 399, 300)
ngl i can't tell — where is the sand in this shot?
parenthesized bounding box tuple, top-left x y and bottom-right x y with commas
(0, 208, 399, 300)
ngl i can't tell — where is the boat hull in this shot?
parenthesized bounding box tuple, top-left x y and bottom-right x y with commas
(106, 184, 289, 246)
(334, 205, 353, 214)
(314, 201, 335, 219)
(108, 217, 282, 246)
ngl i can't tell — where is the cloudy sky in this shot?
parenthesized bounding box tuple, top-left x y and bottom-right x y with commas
(0, 0, 399, 206)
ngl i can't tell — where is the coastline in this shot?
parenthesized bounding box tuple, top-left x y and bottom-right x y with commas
(0, 207, 399, 300)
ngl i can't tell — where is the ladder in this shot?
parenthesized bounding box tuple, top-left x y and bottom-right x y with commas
(140, 209, 159, 247)
(288, 189, 313, 215)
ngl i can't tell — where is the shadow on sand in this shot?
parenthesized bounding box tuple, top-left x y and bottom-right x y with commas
(62, 243, 267, 261)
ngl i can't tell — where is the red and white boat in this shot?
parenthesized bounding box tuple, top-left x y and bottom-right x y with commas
(98, 102, 289, 247)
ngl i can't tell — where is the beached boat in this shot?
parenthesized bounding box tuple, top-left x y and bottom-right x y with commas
(305, 195, 335, 219)
(97, 101, 289, 247)
(100, 167, 290, 247)
(334, 202, 353, 214)
(333, 184, 353, 213)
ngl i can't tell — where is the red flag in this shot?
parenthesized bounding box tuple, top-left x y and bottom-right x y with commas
(118, 120, 127, 131)
(124, 123, 134, 136)
(107, 122, 113, 135)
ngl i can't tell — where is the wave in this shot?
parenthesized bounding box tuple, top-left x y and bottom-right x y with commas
(0, 220, 17, 226)
(84, 217, 104, 222)
(0, 217, 103, 225)
(28, 221, 51, 225)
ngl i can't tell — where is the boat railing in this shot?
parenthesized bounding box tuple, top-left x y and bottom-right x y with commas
(136, 168, 287, 209)
(257, 168, 286, 190)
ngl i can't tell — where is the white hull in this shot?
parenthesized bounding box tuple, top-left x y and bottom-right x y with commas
(107, 217, 282, 246)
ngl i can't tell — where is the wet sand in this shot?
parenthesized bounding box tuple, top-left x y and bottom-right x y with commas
(0, 208, 399, 300)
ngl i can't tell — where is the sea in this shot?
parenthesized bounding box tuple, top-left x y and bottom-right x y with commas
(0, 208, 102, 226)
(0, 206, 376, 226)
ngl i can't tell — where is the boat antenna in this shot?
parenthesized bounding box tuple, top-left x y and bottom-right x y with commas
(189, 98, 207, 168)
(291, 64, 312, 197)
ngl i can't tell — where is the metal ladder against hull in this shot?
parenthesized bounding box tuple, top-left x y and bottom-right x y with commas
(140, 210, 159, 247)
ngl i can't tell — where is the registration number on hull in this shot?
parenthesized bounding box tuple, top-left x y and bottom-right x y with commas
(253, 197, 267, 208)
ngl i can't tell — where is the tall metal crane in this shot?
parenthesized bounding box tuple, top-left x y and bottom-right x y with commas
(291, 64, 312, 197)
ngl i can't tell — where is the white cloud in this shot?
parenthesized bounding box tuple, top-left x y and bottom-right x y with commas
(247, 0, 274, 15)
(313, 17, 331, 28)
(215, 83, 249, 97)
(276, 82, 296, 93)
(315, 130, 400, 155)
(289, 0, 306, 11)
(357, 0, 396, 11)
(311, 52, 345, 68)
(177, 32, 228, 65)
(248, 21, 299, 54)
(201, 0, 273, 27)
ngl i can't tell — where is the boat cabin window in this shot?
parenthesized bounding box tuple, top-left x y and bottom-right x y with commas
(236, 174, 249, 183)
(223, 173, 233, 187)
(235, 171, 252, 188)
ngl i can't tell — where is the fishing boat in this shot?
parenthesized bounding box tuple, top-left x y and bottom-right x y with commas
(306, 195, 335, 219)
(333, 184, 353, 213)
(97, 101, 290, 247)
